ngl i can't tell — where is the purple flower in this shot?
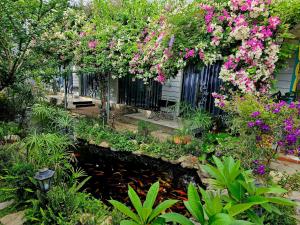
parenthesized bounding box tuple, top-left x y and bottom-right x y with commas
(256, 136, 262, 142)
(251, 111, 261, 118)
(260, 124, 270, 132)
(253, 160, 259, 164)
(255, 120, 263, 126)
(168, 35, 175, 48)
(286, 149, 294, 155)
(272, 108, 280, 114)
(286, 134, 297, 145)
(256, 165, 266, 175)
(285, 125, 293, 132)
(277, 141, 284, 146)
(248, 122, 255, 128)
(289, 102, 296, 109)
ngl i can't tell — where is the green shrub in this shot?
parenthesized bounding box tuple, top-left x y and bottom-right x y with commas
(109, 181, 179, 225)
(26, 181, 109, 225)
(1, 162, 36, 203)
(0, 121, 21, 140)
(264, 205, 297, 225)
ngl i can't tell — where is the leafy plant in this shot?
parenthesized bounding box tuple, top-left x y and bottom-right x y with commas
(202, 156, 296, 224)
(25, 177, 109, 225)
(0, 121, 21, 140)
(11, 132, 72, 181)
(161, 183, 253, 225)
(109, 181, 179, 225)
(1, 162, 36, 203)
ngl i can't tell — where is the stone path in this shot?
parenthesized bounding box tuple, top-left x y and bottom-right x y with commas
(0, 211, 25, 225)
(0, 201, 25, 225)
(0, 201, 14, 211)
(270, 159, 299, 175)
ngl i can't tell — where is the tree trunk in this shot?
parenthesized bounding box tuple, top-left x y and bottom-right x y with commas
(64, 76, 68, 109)
(99, 74, 108, 125)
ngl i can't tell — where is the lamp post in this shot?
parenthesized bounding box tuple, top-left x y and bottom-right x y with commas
(34, 168, 55, 192)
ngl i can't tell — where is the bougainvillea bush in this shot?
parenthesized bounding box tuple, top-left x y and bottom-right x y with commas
(129, 0, 291, 97)
(223, 95, 300, 175)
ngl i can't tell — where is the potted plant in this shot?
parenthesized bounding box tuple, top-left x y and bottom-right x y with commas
(173, 122, 192, 145)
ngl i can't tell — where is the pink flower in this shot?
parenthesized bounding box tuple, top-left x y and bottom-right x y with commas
(224, 58, 236, 70)
(79, 32, 86, 37)
(184, 49, 195, 59)
(222, 9, 230, 19)
(201, 4, 214, 12)
(88, 40, 97, 49)
(261, 27, 273, 38)
(247, 38, 264, 50)
(205, 12, 214, 24)
(269, 16, 281, 30)
(207, 24, 213, 33)
(157, 74, 166, 83)
(212, 36, 220, 46)
(234, 15, 248, 26)
(240, 4, 249, 11)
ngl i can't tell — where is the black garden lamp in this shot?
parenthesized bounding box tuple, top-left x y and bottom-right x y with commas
(34, 168, 55, 192)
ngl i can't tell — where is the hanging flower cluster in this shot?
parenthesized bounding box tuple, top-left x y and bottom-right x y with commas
(202, 0, 282, 95)
(128, 0, 284, 96)
(129, 16, 178, 83)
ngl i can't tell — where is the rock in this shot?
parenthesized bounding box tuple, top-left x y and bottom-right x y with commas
(0, 200, 14, 210)
(288, 191, 300, 202)
(132, 150, 144, 156)
(0, 210, 25, 225)
(89, 140, 96, 145)
(178, 155, 200, 169)
(3, 135, 20, 143)
(102, 216, 113, 225)
(269, 170, 284, 184)
(99, 141, 110, 148)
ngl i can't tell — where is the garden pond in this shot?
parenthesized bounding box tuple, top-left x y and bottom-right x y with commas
(73, 140, 202, 214)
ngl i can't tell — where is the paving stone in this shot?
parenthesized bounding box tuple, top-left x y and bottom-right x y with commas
(270, 160, 300, 175)
(0, 200, 14, 211)
(0, 211, 25, 225)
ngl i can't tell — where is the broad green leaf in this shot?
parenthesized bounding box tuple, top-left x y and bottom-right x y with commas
(200, 188, 222, 216)
(186, 183, 205, 223)
(246, 195, 268, 205)
(149, 200, 178, 222)
(256, 187, 287, 195)
(266, 197, 296, 206)
(209, 213, 234, 225)
(128, 185, 143, 220)
(203, 164, 226, 187)
(228, 181, 245, 201)
(151, 217, 166, 225)
(141, 207, 152, 223)
(109, 200, 140, 223)
(213, 156, 225, 172)
(160, 212, 194, 225)
(143, 181, 159, 209)
(120, 220, 140, 225)
(231, 220, 254, 225)
(228, 203, 256, 217)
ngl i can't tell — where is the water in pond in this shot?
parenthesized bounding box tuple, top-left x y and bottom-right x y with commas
(74, 141, 202, 214)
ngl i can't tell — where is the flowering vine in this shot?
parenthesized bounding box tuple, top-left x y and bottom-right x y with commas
(128, 0, 286, 106)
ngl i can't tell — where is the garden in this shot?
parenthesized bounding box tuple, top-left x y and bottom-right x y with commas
(0, 0, 300, 224)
